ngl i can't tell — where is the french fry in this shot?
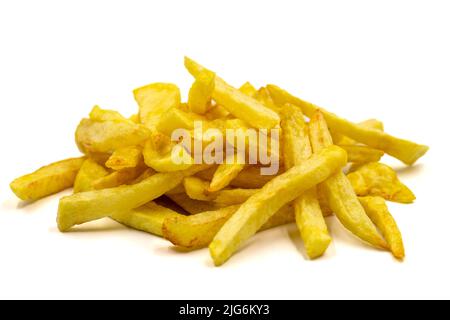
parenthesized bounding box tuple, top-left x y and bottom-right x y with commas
(105, 146, 142, 171)
(10, 157, 85, 201)
(91, 166, 144, 190)
(89, 105, 129, 123)
(111, 201, 180, 237)
(184, 57, 280, 129)
(309, 111, 387, 249)
(280, 103, 331, 259)
(358, 196, 405, 259)
(208, 153, 245, 192)
(333, 119, 384, 145)
(238, 82, 257, 98)
(209, 145, 347, 266)
(166, 193, 225, 214)
(267, 84, 429, 165)
(347, 162, 415, 203)
(188, 69, 215, 114)
(213, 188, 258, 206)
(73, 158, 109, 193)
(339, 145, 384, 164)
(255, 87, 279, 112)
(163, 204, 294, 249)
(133, 83, 181, 129)
(156, 107, 205, 137)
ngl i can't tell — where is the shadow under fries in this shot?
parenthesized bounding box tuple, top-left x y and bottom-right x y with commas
(62, 219, 126, 233)
(391, 163, 425, 178)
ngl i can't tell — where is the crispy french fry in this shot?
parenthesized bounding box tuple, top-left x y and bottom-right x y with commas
(281, 103, 331, 259)
(309, 111, 387, 249)
(188, 69, 215, 114)
(208, 154, 245, 192)
(105, 146, 142, 171)
(358, 196, 405, 259)
(89, 105, 129, 122)
(156, 107, 205, 137)
(339, 144, 384, 164)
(209, 145, 347, 265)
(10, 157, 85, 201)
(91, 166, 144, 190)
(213, 189, 258, 205)
(333, 119, 384, 145)
(111, 201, 180, 237)
(347, 162, 415, 203)
(73, 158, 109, 193)
(75, 118, 150, 154)
(163, 204, 294, 249)
(184, 176, 215, 201)
(238, 82, 257, 98)
(133, 83, 181, 129)
(166, 193, 225, 214)
(184, 57, 280, 129)
(267, 84, 429, 165)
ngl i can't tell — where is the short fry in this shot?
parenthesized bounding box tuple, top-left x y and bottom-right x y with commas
(73, 158, 109, 193)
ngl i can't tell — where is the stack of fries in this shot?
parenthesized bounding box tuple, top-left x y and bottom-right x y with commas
(10, 57, 428, 265)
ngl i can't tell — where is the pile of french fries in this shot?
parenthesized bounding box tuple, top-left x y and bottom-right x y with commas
(10, 57, 428, 265)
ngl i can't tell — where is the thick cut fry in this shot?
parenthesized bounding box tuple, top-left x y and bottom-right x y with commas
(281, 103, 331, 259)
(358, 196, 405, 259)
(267, 85, 429, 165)
(333, 119, 384, 145)
(188, 69, 215, 114)
(89, 105, 128, 122)
(339, 145, 384, 164)
(75, 118, 150, 154)
(255, 87, 279, 111)
(10, 157, 85, 201)
(57, 167, 204, 232)
(209, 145, 347, 266)
(156, 107, 205, 137)
(73, 158, 109, 193)
(133, 83, 181, 129)
(105, 146, 142, 170)
(238, 82, 257, 98)
(111, 201, 180, 237)
(163, 204, 294, 249)
(184, 176, 215, 201)
(309, 111, 387, 249)
(197, 166, 276, 189)
(347, 162, 415, 203)
(208, 154, 245, 192)
(184, 57, 280, 129)
(91, 166, 144, 190)
(166, 193, 225, 214)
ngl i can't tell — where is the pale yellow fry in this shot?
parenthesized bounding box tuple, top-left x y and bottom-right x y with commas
(89, 105, 129, 122)
(184, 57, 280, 129)
(163, 204, 294, 249)
(111, 201, 180, 237)
(213, 188, 258, 205)
(281, 103, 331, 259)
(184, 176, 215, 201)
(255, 87, 279, 112)
(73, 158, 109, 193)
(339, 144, 384, 164)
(91, 166, 144, 190)
(333, 119, 384, 145)
(10, 157, 85, 201)
(105, 146, 142, 171)
(347, 162, 415, 203)
(156, 107, 205, 137)
(358, 196, 405, 259)
(166, 193, 225, 214)
(209, 154, 245, 192)
(209, 145, 347, 266)
(188, 69, 215, 114)
(267, 84, 429, 165)
(309, 111, 387, 249)
(238, 82, 257, 98)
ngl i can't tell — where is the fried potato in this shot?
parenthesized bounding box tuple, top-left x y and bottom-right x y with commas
(281, 103, 331, 259)
(166, 193, 225, 214)
(75, 118, 150, 154)
(339, 144, 384, 164)
(73, 158, 109, 193)
(347, 162, 415, 203)
(156, 107, 205, 137)
(209, 145, 347, 265)
(133, 83, 181, 129)
(208, 154, 245, 192)
(359, 196, 405, 259)
(89, 105, 129, 122)
(204, 104, 230, 120)
(309, 111, 387, 249)
(105, 146, 142, 171)
(238, 82, 257, 98)
(10, 157, 85, 201)
(111, 201, 181, 237)
(91, 166, 144, 190)
(267, 84, 429, 165)
(213, 189, 258, 205)
(188, 69, 215, 114)
(163, 204, 294, 249)
(333, 119, 384, 145)
(184, 57, 280, 129)
(255, 87, 279, 112)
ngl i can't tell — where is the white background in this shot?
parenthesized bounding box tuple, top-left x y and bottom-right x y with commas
(0, 0, 448, 299)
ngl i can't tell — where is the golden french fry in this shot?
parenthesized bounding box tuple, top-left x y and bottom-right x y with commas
(347, 162, 415, 203)
(10, 157, 85, 201)
(209, 145, 347, 266)
(133, 83, 181, 129)
(105, 146, 142, 171)
(339, 145, 384, 164)
(111, 201, 180, 237)
(267, 84, 429, 165)
(188, 69, 215, 114)
(163, 204, 294, 249)
(358, 196, 405, 259)
(75, 118, 150, 154)
(255, 87, 279, 111)
(73, 158, 109, 193)
(208, 154, 245, 192)
(280, 103, 331, 259)
(156, 107, 205, 137)
(333, 119, 384, 145)
(166, 193, 225, 214)
(184, 57, 280, 129)
(91, 166, 144, 190)
(213, 188, 258, 205)
(238, 82, 257, 97)
(309, 111, 387, 249)
(89, 105, 129, 122)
